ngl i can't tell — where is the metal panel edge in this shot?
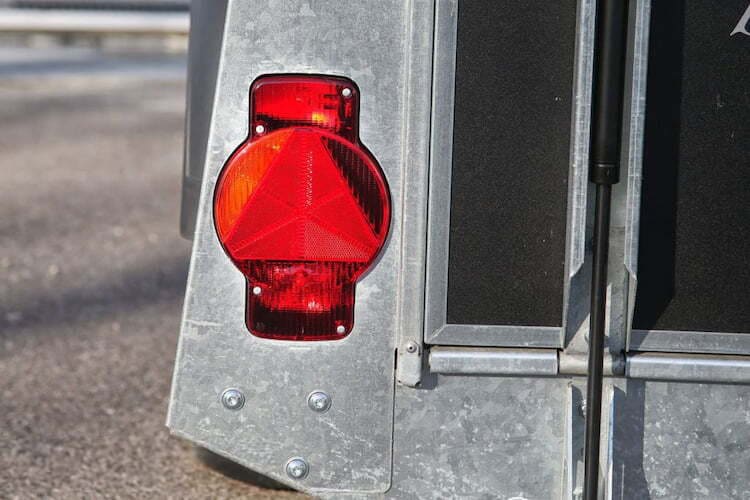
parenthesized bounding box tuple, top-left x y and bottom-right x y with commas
(394, 0, 437, 387)
(620, 0, 650, 351)
(427, 324, 563, 348)
(423, 0, 457, 345)
(561, 0, 596, 350)
(630, 329, 750, 356)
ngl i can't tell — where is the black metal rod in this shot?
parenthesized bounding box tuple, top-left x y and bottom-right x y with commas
(584, 183, 612, 500)
(584, 1, 629, 499)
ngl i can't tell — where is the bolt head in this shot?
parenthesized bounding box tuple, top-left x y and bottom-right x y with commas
(285, 458, 309, 479)
(307, 391, 332, 413)
(221, 388, 245, 410)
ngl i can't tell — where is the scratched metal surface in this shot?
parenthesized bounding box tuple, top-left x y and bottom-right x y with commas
(390, 376, 567, 499)
(611, 380, 750, 500)
(168, 0, 435, 495)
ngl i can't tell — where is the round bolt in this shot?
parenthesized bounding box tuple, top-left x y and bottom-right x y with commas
(307, 391, 332, 413)
(252, 285, 262, 296)
(221, 388, 245, 410)
(285, 458, 309, 480)
(335, 325, 346, 335)
(341, 87, 352, 98)
(255, 124, 266, 135)
(405, 341, 419, 354)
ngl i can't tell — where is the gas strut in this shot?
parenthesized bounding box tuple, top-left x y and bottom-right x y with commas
(584, 1, 629, 499)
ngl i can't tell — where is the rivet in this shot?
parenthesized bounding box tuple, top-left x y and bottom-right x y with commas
(307, 391, 332, 413)
(405, 341, 419, 354)
(252, 286, 262, 296)
(221, 388, 245, 410)
(336, 325, 346, 334)
(285, 457, 309, 479)
(255, 124, 266, 135)
(341, 87, 352, 98)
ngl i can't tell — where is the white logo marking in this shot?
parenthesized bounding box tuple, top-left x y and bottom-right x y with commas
(731, 3, 750, 36)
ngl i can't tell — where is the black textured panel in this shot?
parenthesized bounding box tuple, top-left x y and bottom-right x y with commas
(446, 1, 576, 327)
(633, 1, 750, 333)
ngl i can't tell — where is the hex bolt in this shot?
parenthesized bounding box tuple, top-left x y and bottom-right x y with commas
(221, 388, 245, 410)
(341, 87, 352, 98)
(307, 391, 332, 413)
(285, 458, 309, 480)
(404, 340, 419, 354)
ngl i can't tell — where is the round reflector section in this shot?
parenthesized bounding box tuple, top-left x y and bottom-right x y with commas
(214, 75, 390, 341)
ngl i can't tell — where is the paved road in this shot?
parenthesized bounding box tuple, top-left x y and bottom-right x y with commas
(0, 53, 302, 498)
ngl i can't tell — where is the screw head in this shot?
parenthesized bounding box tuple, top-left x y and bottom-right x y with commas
(285, 458, 309, 479)
(341, 87, 352, 98)
(252, 285, 262, 296)
(307, 391, 332, 413)
(221, 388, 245, 410)
(255, 124, 266, 135)
(405, 341, 419, 354)
(335, 325, 346, 335)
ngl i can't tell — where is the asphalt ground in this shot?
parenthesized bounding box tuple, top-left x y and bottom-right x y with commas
(0, 51, 303, 498)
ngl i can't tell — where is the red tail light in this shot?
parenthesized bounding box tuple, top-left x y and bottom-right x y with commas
(213, 75, 391, 341)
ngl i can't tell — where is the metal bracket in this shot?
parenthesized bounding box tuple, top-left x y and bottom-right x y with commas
(564, 382, 587, 500)
(396, 340, 423, 387)
(559, 352, 625, 376)
(564, 380, 615, 500)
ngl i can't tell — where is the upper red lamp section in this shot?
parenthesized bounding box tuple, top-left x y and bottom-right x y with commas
(213, 75, 390, 341)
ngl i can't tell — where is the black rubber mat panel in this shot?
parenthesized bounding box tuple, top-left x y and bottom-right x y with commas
(633, 1, 750, 333)
(446, 0, 576, 327)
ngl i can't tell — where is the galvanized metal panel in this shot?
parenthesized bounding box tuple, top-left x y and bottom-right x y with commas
(390, 376, 567, 499)
(168, 0, 435, 494)
(180, 0, 228, 239)
(611, 380, 750, 499)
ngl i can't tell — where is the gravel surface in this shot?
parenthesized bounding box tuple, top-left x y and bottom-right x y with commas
(0, 61, 303, 499)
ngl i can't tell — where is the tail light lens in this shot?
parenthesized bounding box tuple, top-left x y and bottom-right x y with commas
(213, 75, 391, 341)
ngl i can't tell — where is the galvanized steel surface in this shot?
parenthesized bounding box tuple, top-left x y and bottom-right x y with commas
(169, 0, 434, 494)
(611, 379, 750, 499)
(390, 376, 567, 499)
(429, 347, 559, 376)
(168, 0, 750, 498)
